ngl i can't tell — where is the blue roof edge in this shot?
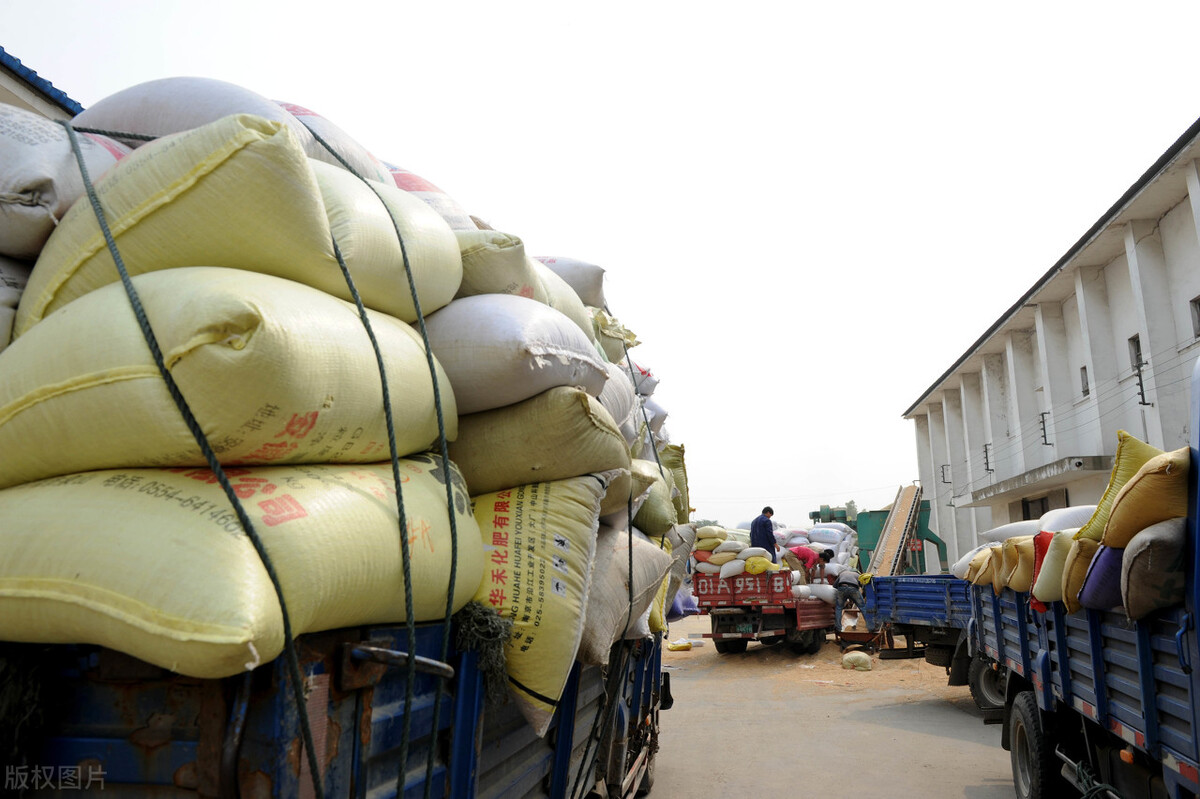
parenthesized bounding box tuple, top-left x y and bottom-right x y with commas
(0, 46, 83, 114)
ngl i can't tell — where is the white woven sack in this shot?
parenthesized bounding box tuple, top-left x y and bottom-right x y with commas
(694, 561, 721, 574)
(808, 528, 845, 546)
(597, 361, 639, 445)
(785, 534, 810, 548)
(739, 546, 770, 561)
(713, 539, 747, 554)
(423, 294, 607, 414)
(834, 552, 850, 566)
(952, 542, 994, 579)
(824, 563, 847, 577)
(533, 255, 607, 309)
(0, 103, 131, 260)
(1039, 505, 1097, 533)
(979, 519, 1042, 543)
(719, 559, 747, 579)
(529, 258, 595, 342)
(644, 397, 668, 434)
(791, 584, 811, 598)
(72, 77, 392, 183)
(629, 360, 658, 396)
(0, 256, 29, 354)
(813, 522, 855, 536)
(807, 584, 837, 604)
(384, 162, 476, 231)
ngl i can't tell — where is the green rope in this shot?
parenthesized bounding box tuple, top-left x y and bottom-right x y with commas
(454, 602, 512, 707)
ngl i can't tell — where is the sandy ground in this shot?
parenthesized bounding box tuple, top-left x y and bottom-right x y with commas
(651, 613, 1015, 798)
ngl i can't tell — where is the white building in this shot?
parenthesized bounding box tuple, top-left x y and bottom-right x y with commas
(905, 116, 1200, 567)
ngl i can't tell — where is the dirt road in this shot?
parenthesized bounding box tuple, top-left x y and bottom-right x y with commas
(653, 614, 1015, 798)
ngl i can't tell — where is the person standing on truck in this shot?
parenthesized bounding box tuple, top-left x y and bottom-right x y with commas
(749, 506, 777, 563)
(831, 565, 866, 632)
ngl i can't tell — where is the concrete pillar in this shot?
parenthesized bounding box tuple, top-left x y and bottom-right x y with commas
(1075, 266, 1119, 448)
(941, 390, 973, 563)
(1125, 220, 1178, 449)
(1034, 302, 1076, 455)
(981, 353, 1013, 479)
(927, 403, 956, 563)
(959, 373, 992, 541)
(1005, 331, 1041, 473)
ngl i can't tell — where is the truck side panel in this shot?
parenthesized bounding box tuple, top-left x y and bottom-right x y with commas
(862, 574, 971, 631)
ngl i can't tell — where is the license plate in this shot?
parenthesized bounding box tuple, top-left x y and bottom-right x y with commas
(736, 623, 753, 633)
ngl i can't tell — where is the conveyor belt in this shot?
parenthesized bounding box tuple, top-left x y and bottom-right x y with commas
(866, 484, 922, 576)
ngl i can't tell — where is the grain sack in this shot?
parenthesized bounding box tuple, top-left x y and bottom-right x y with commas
(1039, 505, 1097, 533)
(630, 459, 677, 536)
(385, 162, 476, 231)
(967, 546, 997, 585)
(0, 267, 457, 489)
(533, 255, 607, 309)
(807, 527, 845, 546)
(979, 519, 1041, 543)
(274, 99, 392, 182)
(808, 584, 837, 604)
(577, 522, 671, 666)
(641, 530, 674, 633)
(1078, 545, 1124, 610)
(842, 651, 872, 671)
(1076, 431, 1163, 542)
(1031, 530, 1077, 602)
(0, 256, 29, 353)
(719, 559, 746, 579)
(697, 526, 728, 541)
(447, 387, 629, 511)
(0, 457, 482, 678)
(590, 307, 638, 364)
(72, 77, 392, 183)
(743, 557, 773, 574)
(597, 361, 640, 446)
(990, 545, 1010, 594)
(1122, 517, 1186, 620)
(792, 584, 811, 598)
(713, 539, 747, 554)
(0, 103, 131, 260)
(1102, 447, 1189, 549)
(1002, 536, 1036, 593)
(423, 293, 607, 414)
(1029, 531, 1054, 611)
(628, 360, 658, 396)
(707, 551, 738, 566)
(952, 542, 994, 578)
(472, 472, 614, 737)
(453, 229, 546, 301)
(529, 258, 595, 343)
(14, 116, 461, 334)
(694, 538, 723, 552)
(738, 546, 770, 560)
(813, 522, 854, 536)
(1061, 538, 1101, 614)
(693, 549, 713, 562)
(694, 561, 721, 574)
(658, 523, 698, 611)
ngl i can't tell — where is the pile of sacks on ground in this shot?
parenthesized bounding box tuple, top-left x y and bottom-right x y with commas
(953, 430, 1188, 622)
(0, 77, 696, 736)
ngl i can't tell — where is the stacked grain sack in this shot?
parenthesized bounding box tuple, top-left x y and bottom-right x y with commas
(0, 77, 694, 736)
(956, 430, 1189, 623)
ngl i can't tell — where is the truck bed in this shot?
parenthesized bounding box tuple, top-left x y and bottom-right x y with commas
(862, 574, 972, 632)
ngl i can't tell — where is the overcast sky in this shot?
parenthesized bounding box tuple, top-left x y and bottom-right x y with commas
(6, 2, 1200, 529)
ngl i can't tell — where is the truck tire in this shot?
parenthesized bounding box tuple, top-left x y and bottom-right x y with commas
(714, 639, 748, 655)
(924, 645, 954, 667)
(805, 634, 824, 654)
(1010, 691, 1065, 799)
(968, 654, 1005, 710)
(635, 749, 656, 796)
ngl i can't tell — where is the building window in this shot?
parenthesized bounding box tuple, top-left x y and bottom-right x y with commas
(1080, 365, 1089, 398)
(1191, 295, 1200, 338)
(1128, 334, 1143, 370)
(1022, 496, 1049, 521)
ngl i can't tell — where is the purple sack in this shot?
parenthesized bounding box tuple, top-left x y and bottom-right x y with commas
(1078, 545, 1124, 611)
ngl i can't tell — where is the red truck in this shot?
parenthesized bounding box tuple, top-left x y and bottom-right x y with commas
(692, 569, 836, 654)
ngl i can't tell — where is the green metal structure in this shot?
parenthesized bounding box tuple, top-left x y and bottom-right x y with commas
(853, 500, 947, 574)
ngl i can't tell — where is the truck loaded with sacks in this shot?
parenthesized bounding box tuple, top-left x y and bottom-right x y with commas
(0, 78, 697, 798)
(948, 359, 1200, 799)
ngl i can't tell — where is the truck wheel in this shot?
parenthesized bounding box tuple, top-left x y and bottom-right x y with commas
(968, 654, 1005, 710)
(635, 749, 656, 796)
(805, 634, 824, 654)
(1010, 691, 1064, 799)
(714, 639, 748, 655)
(760, 635, 785, 646)
(924, 646, 953, 667)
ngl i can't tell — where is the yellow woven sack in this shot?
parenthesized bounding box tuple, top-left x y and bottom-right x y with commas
(631, 459, 677, 536)
(454, 229, 547, 302)
(473, 471, 615, 737)
(1032, 530, 1077, 602)
(1075, 431, 1163, 541)
(0, 457, 482, 678)
(648, 537, 674, 633)
(658, 443, 691, 524)
(590, 307, 639, 364)
(1003, 536, 1036, 593)
(1102, 447, 1189, 549)
(966, 545, 997, 583)
(697, 526, 727, 541)
(1061, 538, 1101, 614)
(14, 115, 460, 336)
(693, 537, 723, 551)
(448, 387, 630, 513)
(743, 556, 772, 574)
(0, 267, 457, 490)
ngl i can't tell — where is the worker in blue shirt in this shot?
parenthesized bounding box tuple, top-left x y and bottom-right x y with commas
(749, 506, 777, 563)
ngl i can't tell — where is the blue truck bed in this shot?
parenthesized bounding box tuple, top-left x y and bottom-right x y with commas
(13, 624, 664, 798)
